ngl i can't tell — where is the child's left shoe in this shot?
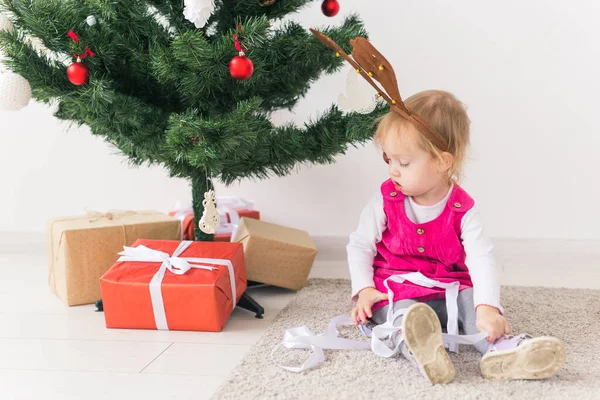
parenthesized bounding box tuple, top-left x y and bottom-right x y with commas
(402, 303, 455, 384)
(480, 334, 566, 381)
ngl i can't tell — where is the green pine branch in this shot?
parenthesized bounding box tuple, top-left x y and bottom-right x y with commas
(145, 0, 197, 33)
(0, 30, 71, 102)
(163, 99, 388, 183)
(251, 15, 367, 110)
(210, 0, 312, 36)
(55, 77, 169, 165)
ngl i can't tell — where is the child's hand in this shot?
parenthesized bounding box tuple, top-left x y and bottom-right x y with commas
(476, 305, 510, 343)
(351, 287, 388, 326)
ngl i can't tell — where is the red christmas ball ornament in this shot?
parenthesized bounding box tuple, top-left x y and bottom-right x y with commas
(66, 32, 95, 86)
(321, 0, 340, 17)
(229, 53, 254, 80)
(67, 58, 90, 86)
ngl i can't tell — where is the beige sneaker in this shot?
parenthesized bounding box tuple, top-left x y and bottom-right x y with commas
(401, 303, 455, 384)
(480, 334, 566, 380)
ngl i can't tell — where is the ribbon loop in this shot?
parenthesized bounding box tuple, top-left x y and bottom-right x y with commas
(68, 30, 79, 42)
(68, 31, 95, 60)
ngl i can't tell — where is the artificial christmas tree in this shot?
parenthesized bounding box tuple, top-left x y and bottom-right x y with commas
(0, 1, 386, 315)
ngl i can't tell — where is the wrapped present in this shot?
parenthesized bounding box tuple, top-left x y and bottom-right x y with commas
(169, 196, 260, 241)
(233, 217, 318, 290)
(99, 240, 247, 332)
(47, 210, 181, 306)
(169, 209, 195, 241)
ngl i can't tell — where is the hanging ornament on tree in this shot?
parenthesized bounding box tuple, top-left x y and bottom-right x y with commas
(66, 31, 95, 86)
(0, 72, 32, 111)
(67, 59, 90, 86)
(229, 26, 254, 80)
(198, 189, 221, 234)
(0, 16, 31, 111)
(0, 14, 15, 33)
(321, 0, 340, 17)
(183, 0, 215, 29)
(337, 67, 378, 114)
(86, 15, 97, 27)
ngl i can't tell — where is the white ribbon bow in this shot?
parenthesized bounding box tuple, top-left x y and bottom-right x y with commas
(117, 241, 237, 330)
(273, 272, 489, 372)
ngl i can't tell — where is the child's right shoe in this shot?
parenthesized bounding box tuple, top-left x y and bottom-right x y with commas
(480, 334, 566, 380)
(402, 302, 455, 384)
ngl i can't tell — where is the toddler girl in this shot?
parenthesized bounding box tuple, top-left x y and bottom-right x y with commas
(347, 90, 566, 384)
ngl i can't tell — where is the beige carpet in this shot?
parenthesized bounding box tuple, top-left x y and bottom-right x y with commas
(212, 279, 600, 400)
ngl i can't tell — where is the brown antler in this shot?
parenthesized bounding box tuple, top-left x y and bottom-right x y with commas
(310, 29, 449, 152)
(349, 37, 403, 111)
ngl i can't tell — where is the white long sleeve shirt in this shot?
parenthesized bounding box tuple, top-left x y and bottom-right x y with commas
(347, 186, 502, 312)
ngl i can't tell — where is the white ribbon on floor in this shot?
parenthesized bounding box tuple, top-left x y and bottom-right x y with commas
(272, 315, 371, 373)
(273, 272, 489, 372)
(117, 240, 237, 330)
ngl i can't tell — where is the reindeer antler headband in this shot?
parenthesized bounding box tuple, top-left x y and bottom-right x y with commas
(310, 29, 449, 152)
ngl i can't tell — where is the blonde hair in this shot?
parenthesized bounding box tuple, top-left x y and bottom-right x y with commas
(374, 90, 471, 181)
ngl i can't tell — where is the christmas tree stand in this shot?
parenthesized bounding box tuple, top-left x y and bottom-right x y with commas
(237, 281, 265, 319)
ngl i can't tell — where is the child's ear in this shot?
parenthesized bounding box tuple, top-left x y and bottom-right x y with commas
(437, 152, 454, 172)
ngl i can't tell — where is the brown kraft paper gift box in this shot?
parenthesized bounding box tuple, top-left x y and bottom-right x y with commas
(232, 217, 318, 290)
(47, 210, 181, 306)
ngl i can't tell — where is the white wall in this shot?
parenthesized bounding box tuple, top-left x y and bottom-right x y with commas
(1, 0, 599, 240)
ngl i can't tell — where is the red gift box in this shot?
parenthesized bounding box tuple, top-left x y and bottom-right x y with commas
(99, 239, 247, 332)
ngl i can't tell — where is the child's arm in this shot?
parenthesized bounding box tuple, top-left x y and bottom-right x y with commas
(347, 191, 387, 302)
(460, 207, 504, 313)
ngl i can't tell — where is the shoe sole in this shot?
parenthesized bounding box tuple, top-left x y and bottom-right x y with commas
(480, 336, 566, 380)
(402, 303, 455, 384)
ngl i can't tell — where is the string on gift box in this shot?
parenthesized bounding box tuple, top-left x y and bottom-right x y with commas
(47, 210, 156, 291)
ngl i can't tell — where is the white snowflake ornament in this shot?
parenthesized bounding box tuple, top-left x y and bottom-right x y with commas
(183, 0, 216, 29)
(198, 189, 221, 234)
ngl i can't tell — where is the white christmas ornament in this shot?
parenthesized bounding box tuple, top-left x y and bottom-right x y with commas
(86, 15, 97, 26)
(337, 68, 378, 114)
(0, 72, 32, 111)
(198, 189, 221, 234)
(0, 14, 15, 33)
(183, 0, 215, 29)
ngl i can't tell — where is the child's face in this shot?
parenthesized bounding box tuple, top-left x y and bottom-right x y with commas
(382, 131, 447, 198)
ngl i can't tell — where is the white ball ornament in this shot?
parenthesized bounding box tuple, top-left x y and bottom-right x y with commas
(0, 72, 32, 111)
(0, 14, 31, 111)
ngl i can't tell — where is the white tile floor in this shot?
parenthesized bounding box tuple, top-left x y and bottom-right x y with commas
(1, 251, 598, 400)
